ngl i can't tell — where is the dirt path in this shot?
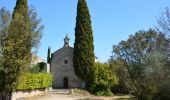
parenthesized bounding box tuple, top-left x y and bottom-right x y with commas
(25, 93, 132, 100)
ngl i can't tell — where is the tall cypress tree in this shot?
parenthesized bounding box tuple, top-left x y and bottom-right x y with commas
(2, 0, 31, 98)
(47, 46, 51, 64)
(73, 0, 95, 85)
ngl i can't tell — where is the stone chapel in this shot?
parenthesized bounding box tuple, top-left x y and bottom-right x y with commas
(51, 35, 82, 88)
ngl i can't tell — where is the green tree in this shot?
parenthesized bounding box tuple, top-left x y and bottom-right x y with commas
(0, 5, 43, 99)
(0, 8, 11, 91)
(108, 59, 128, 93)
(2, 0, 31, 99)
(29, 5, 44, 52)
(157, 7, 170, 64)
(0, 6, 44, 54)
(0, 7, 11, 56)
(112, 29, 170, 99)
(47, 46, 51, 64)
(157, 7, 170, 35)
(91, 62, 118, 96)
(73, 0, 95, 86)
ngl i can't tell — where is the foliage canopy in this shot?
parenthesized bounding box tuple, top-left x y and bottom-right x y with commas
(73, 0, 95, 85)
(112, 29, 170, 99)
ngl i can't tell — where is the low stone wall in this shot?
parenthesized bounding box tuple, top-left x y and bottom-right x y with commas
(12, 88, 51, 100)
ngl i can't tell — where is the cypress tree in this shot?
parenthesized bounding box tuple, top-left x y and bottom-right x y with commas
(2, 0, 31, 98)
(47, 46, 51, 64)
(73, 0, 95, 85)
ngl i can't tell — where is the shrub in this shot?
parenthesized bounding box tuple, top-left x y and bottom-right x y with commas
(153, 84, 170, 100)
(96, 91, 113, 96)
(90, 62, 118, 96)
(73, 88, 91, 96)
(28, 64, 39, 73)
(38, 62, 46, 72)
(16, 73, 53, 91)
(29, 62, 47, 73)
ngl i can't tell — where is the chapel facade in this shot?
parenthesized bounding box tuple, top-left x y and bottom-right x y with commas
(51, 35, 82, 88)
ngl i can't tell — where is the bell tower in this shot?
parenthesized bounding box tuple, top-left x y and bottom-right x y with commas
(64, 34, 70, 47)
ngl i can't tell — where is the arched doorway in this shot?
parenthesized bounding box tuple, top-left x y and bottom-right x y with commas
(63, 77, 68, 88)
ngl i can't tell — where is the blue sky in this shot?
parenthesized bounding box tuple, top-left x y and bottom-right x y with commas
(1, 0, 170, 62)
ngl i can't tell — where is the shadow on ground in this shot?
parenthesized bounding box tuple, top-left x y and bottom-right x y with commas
(75, 98, 134, 100)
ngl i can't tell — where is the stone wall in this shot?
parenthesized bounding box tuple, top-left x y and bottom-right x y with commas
(12, 88, 50, 100)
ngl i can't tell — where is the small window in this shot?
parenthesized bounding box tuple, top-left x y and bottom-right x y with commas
(64, 60, 68, 64)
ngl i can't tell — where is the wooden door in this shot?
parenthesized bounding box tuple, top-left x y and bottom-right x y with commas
(63, 77, 68, 88)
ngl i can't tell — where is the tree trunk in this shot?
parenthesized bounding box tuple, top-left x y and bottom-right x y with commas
(0, 92, 12, 100)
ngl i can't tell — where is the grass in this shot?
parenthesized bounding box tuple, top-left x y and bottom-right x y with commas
(72, 89, 133, 100)
(73, 88, 91, 96)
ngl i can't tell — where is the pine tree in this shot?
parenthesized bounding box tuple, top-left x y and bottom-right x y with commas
(1, 0, 31, 99)
(73, 0, 95, 85)
(47, 46, 51, 64)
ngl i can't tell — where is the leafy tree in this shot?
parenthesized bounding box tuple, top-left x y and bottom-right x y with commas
(0, 5, 43, 91)
(157, 7, 170, 63)
(90, 62, 118, 96)
(29, 5, 44, 52)
(0, 4, 43, 100)
(73, 0, 95, 86)
(29, 62, 46, 73)
(47, 46, 51, 64)
(0, 6, 43, 54)
(157, 7, 170, 36)
(112, 29, 170, 99)
(143, 51, 170, 100)
(2, 0, 31, 99)
(108, 59, 128, 93)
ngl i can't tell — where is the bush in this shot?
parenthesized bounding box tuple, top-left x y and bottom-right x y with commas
(38, 62, 46, 72)
(90, 62, 118, 96)
(153, 84, 170, 100)
(28, 64, 39, 73)
(73, 88, 91, 96)
(109, 60, 129, 94)
(96, 91, 113, 96)
(16, 73, 53, 91)
(29, 62, 47, 73)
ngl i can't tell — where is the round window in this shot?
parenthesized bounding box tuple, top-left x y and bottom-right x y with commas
(64, 60, 68, 64)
